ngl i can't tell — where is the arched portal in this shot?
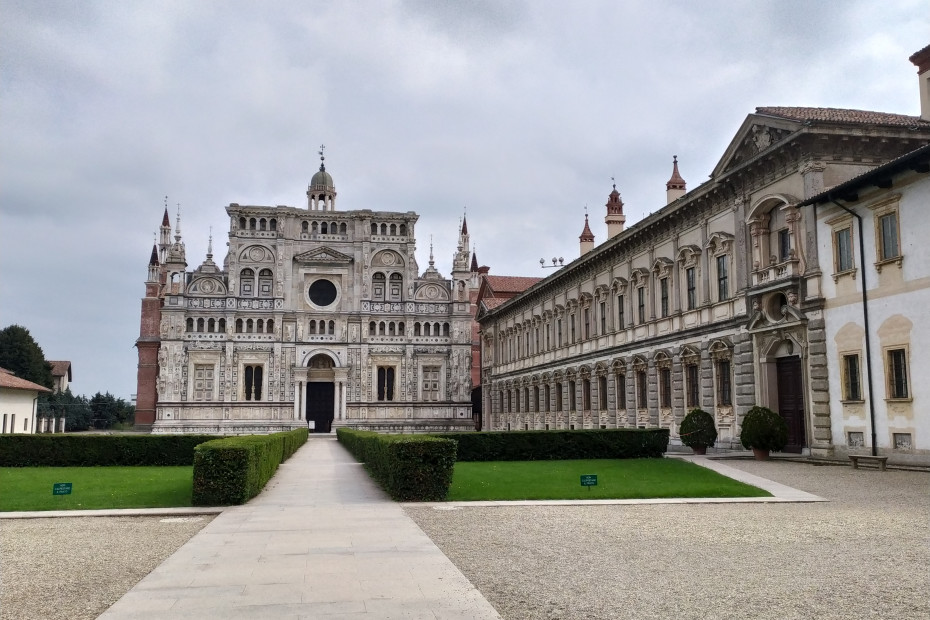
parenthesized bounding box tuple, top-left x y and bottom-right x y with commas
(306, 354, 335, 433)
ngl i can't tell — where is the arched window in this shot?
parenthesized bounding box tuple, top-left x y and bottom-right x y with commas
(380, 223, 387, 235)
(443, 323, 450, 337)
(186, 318, 194, 332)
(247, 319, 254, 333)
(389, 273, 403, 301)
(208, 318, 216, 332)
(240, 268, 255, 297)
(256, 319, 264, 333)
(302, 221, 309, 233)
(414, 322, 421, 336)
(239, 217, 246, 230)
(259, 218, 267, 231)
(218, 318, 226, 333)
(258, 269, 273, 297)
(312, 221, 319, 233)
(389, 322, 396, 336)
(321, 222, 328, 234)
(371, 223, 378, 235)
(235, 319, 243, 333)
(328, 320, 335, 335)
(379, 321, 386, 336)
(390, 223, 397, 235)
(269, 218, 277, 231)
(398, 322, 405, 335)
(197, 318, 205, 332)
(249, 218, 256, 230)
(369, 321, 376, 335)
(399, 224, 407, 236)
(372, 273, 386, 300)
(340, 223, 347, 234)
(266, 319, 274, 334)
(244, 365, 263, 401)
(331, 222, 337, 234)
(309, 320, 317, 335)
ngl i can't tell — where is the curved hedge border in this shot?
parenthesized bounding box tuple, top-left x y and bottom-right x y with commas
(336, 428, 457, 501)
(429, 428, 669, 462)
(192, 428, 308, 506)
(0, 434, 218, 467)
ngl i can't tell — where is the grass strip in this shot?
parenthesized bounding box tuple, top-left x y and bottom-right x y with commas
(0, 466, 194, 511)
(446, 458, 771, 500)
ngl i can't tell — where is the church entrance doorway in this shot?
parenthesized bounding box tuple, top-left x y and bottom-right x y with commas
(776, 356, 805, 453)
(306, 382, 335, 433)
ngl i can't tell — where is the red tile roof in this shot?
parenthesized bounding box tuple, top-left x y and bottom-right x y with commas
(0, 368, 52, 393)
(48, 360, 71, 379)
(481, 298, 507, 310)
(755, 106, 930, 127)
(483, 275, 543, 294)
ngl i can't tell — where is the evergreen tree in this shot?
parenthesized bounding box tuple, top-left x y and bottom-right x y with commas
(0, 324, 54, 389)
(38, 388, 92, 431)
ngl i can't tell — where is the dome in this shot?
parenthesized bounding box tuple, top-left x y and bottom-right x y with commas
(310, 165, 334, 189)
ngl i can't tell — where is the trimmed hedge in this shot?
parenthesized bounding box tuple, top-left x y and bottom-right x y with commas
(191, 428, 308, 506)
(429, 428, 670, 461)
(0, 434, 218, 467)
(337, 428, 457, 501)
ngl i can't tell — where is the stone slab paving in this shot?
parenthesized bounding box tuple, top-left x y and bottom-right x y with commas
(97, 437, 501, 619)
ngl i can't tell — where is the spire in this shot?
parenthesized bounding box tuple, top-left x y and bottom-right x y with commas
(161, 206, 170, 227)
(207, 227, 213, 260)
(580, 209, 595, 256)
(174, 203, 182, 243)
(461, 214, 468, 236)
(666, 155, 687, 204)
(149, 243, 159, 266)
(318, 143, 326, 172)
(470, 247, 479, 272)
(605, 176, 627, 239)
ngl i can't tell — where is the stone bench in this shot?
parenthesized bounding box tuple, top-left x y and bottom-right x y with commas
(849, 455, 889, 471)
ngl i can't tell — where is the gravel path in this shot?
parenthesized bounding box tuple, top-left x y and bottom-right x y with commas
(406, 460, 929, 620)
(0, 515, 212, 620)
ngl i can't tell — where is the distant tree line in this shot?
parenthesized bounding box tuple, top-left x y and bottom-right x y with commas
(0, 324, 134, 431)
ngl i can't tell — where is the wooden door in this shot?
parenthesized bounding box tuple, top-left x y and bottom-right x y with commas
(306, 382, 335, 433)
(776, 356, 805, 453)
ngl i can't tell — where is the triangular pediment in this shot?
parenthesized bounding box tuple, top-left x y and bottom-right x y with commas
(711, 113, 802, 178)
(293, 247, 353, 264)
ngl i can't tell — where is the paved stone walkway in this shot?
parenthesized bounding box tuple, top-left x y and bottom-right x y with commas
(98, 436, 501, 619)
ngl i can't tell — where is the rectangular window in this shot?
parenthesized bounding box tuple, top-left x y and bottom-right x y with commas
(616, 373, 626, 410)
(569, 380, 576, 410)
(636, 371, 647, 409)
(422, 366, 440, 401)
(617, 295, 625, 329)
(842, 354, 861, 401)
(546, 324, 550, 350)
(599, 301, 606, 335)
(193, 364, 214, 402)
(516, 389, 521, 412)
(686, 364, 699, 408)
(582, 379, 591, 410)
(555, 382, 563, 411)
(686, 267, 696, 310)
(659, 368, 671, 408)
(544, 384, 550, 412)
(244, 364, 263, 401)
(778, 228, 791, 262)
(717, 255, 729, 301)
(535, 328, 540, 354)
(584, 308, 591, 339)
(879, 213, 899, 261)
(835, 228, 853, 272)
(557, 319, 563, 347)
(716, 360, 732, 406)
(660, 278, 669, 318)
(571, 314, 576, 343)
(637, 287, 645, 323)
(507, 390, 513, 413)
(377, 366, 396, 401)
(887, 348, 909, 399)
(598, 376, 607, 411)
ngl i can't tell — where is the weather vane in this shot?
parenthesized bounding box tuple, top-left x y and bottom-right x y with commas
(319, 144, 325, 162)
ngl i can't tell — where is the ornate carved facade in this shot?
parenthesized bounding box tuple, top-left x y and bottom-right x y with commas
(135, 155, 474, 434)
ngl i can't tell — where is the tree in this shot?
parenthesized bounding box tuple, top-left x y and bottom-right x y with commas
(38, 388, 92, 431)
(89, 392, 135, 429)
(0, 324, 54, 389)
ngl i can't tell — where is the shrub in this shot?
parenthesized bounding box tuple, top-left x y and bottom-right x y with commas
(678, 409, 718, 449)
(739, 406, 789, 452)
(430, 428, 669, 462)
(192, 428, 308, 506)
(337, 428, 457, 501)
(0, 434, 217, 467)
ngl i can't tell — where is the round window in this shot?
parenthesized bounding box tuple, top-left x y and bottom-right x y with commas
(308, 279, 338, 306)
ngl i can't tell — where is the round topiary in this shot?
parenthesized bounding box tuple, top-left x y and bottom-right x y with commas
(679, 408, 718, 449)
(739, 406, 789, 452)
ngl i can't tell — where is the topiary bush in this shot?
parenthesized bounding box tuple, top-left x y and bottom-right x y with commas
(0, 434, 217, 467)
(679, 409, 718, 449)
(739, 406, 788, 452)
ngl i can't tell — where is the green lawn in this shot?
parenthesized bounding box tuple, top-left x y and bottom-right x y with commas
(0, 466, 194, 511)
(446, 458, 771, 500)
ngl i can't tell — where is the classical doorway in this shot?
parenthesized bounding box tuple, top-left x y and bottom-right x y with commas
(776, 356, 805, 453)
(306, 382, 335, 433)
(306, 354, 336, 433)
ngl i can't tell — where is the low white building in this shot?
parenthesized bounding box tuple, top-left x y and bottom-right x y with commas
(808, 143, 930, 464)
(0, 367, 51, 434)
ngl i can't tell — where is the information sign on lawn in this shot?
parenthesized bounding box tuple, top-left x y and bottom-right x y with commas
(52, 483, 73, 495)
(580, 474, 598, 487)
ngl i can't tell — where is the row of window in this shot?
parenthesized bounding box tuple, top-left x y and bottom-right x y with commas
(367, 321, 451, 337)
(235, 217, 410, 238)
(302, 221, 348, 235)
(238, 217, 278, 232)
(841, 348, 910, 402)
(239, 268, 273, 297)
(371, 222, 408, 236)
(498, 260, 729, 364)
(375, 365, 441, 401)
(831, 205, 902, 276)
(497, 360, 731, 414)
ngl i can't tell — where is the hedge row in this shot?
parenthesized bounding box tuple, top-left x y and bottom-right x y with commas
(429, 428, 670, 461)
(336, 428, 456, 501)
(192, 428, 308, 506)
(0, 434, 218, 467)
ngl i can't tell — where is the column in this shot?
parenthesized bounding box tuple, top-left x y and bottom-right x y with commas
(293, 381, 301, 420)
(340, 381, 347, 420)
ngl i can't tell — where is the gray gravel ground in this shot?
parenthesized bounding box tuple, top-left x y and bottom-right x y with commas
(406, 459, 929, 620)
(0, 515, 212, 620)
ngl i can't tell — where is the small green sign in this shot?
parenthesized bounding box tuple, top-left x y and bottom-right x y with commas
(580, 474, 598, 487)
(53, 483, 72, 496)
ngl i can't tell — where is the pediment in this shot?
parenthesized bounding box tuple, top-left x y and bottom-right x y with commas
(414, 282, 450, 302)
(187, 277, 227, 296)
(711, 114, 802, 178)
(293, 247, 354, 264)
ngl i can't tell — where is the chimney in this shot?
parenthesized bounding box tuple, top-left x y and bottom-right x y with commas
(579, 214, 595, 256)
(910, 44, 930, 122)
(666, 156, 687, 204)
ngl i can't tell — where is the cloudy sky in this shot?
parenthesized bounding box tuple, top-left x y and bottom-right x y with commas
(1, 0, 927, 400)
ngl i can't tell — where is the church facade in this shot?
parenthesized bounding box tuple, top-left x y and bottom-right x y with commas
(135, 156, 475, 434)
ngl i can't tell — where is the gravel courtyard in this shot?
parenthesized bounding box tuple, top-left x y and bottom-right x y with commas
(407, 459, 929, 620)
